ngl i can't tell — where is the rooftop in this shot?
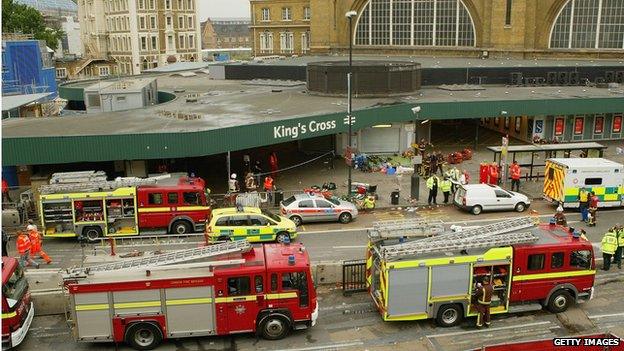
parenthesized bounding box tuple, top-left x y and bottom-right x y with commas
(85, 77, 156, 94)
(549, 157, 623, 168)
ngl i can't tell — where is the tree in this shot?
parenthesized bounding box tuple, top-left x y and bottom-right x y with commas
(2, 0, 65, 50)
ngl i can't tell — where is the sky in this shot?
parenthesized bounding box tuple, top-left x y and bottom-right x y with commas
(198, 0, 250, 20)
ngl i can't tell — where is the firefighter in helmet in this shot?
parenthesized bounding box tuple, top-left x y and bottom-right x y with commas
(474, 276, 493, 328)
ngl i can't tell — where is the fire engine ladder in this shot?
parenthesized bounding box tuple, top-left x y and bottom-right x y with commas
(368, 219, 445, 242)
(381, 231, 539, 260)
(63, 240, 252, 279)
(414, 216, 536, 245)
(40, 175, 171, 194)
(50, 171, 107, 184)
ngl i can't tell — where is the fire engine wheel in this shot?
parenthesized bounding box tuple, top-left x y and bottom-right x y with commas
(290, 215, 303, 226)
(338, 212, 352, 224)
(261, 315, 291, 340)
(436, 304, 463, 327)
(276, 232, 290, 244)
(515, 202, 527, 212)
(83, 227, 102, 243)
(125, 322, 163, 351)
(471, 205, 483, 215)
(171, 220, 192, 234)
(547, 290, 573, 314)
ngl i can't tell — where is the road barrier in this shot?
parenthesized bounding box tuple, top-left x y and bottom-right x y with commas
(342, 259, 367, 296)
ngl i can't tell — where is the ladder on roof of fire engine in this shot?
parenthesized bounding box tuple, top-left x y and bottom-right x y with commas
(381, 231, 539, 260)
(414, 216, 536, 245)
(40, 175, 172, 194)
(368, 219, 445, 241)
(63, 240, 252, 279)
(50, 171, 108, 184)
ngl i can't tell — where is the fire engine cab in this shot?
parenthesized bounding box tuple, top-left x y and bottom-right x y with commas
(366, 217, 595, 326)
(2, 257, 34, 350)
(62, 240, 318, 350)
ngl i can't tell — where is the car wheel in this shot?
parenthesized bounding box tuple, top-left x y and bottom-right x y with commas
(125, 322, 163, 351)
(338, 212, 352, 224)
(276, 232, 290, 243)
(261, 314, 291, 340)
(547, 290, 572, 314)
(290, 215, 303, 226)
(171, 220, 192, 234)
(515, 202, 526, 212)
(436, 304, 463, 327)
(471, 205, 482, 215)
(83, 227, 102, 243)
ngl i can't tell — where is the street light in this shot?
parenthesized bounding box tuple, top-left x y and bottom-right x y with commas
(345, 10, 357, 196)
(411, 106, 421, 200)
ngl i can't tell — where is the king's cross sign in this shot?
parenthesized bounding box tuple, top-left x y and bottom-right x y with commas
(343, 115, 356, 125)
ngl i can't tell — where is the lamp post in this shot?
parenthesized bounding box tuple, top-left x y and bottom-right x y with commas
(411, 106, 422, 200)
(345, 10, 357, 196)
(500, 110, 509, 188)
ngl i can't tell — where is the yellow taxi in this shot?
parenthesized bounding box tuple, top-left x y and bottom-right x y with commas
(205, 207, 297, 243)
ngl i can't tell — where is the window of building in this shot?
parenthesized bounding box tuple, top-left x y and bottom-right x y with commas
(138, 0, 144, 9)
(550, 0, 624, 49)
(151, 36, 157, 50)
(280, 30, 294, 53)
(168, 35, 174, 47)
(141, 36, 147, 49)
(304, 6, 311, 20)
(189, 34, 194, 48)
(165, 0, 171, 10)
(140, 16, 146, 29)
(149, 0, 154, 9)
(178, 16, 184, 28)
(527, 254, 545, 271)
(282, 7, 292, 21)
(99, 66, 110, 76)
(260, 31, 273, 53)
(551, 252, 564, 269)
(261, 8, 270, 21)
(56, 68, 67, 78)
(355, 0, 475, 47)
(179, 34, 185, 48)
(187, 0, 192, 10)
(177, 0, 183, 9)
(148, 192, 163, 205)
(166, 16, 172, 26)
(150, 16, 156, 29)
(87, 94, 101, 107)
(227, 276, 250, 296)
(188, 15, 193, 28)
(505, 0, 512, 26)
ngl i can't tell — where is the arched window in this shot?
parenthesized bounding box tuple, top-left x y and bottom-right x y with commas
(550, 0, 624, 49)
(355, 0, 475, 47)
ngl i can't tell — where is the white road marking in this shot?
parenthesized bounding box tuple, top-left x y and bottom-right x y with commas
(588, 312, 624, 319)
(332, 245, 367, 249)
(300, 228, 365, 235)
(427, 321, 553, 338)
(25, 269, 61, 275)
(271, 341, 364, 351)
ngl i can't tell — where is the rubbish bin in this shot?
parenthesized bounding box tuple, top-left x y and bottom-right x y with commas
(274, 189, 284, 206)
(391, 190, 400, 205)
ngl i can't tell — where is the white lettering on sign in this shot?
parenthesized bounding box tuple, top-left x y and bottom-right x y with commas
(273, 120, 338, 140)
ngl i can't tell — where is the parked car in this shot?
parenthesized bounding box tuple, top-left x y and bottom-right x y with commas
(280, 194, 358, 225)
(454, 184, 530, 215)
(205, 207, 297, 243)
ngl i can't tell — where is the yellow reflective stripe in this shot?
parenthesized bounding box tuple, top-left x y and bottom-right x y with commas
(166, 298, 213, 306)
(604, 194, 618, 201)
(429, 295, 469, 302)
(266, 292, 297, 300)
(44, 232, 77, 237)
(593, 187, 606, 195)
(114, 301, 161, 309)
(214, 295, 257, 303)
(2, 311, 17, 318)
(75, 303, 109, 311)
(512, 270, 595, 282)
(138, 206, 210, 213)
(384, 312, 428, 321)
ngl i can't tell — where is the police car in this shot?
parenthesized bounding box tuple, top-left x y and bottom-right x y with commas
(280, 193, 358, 225)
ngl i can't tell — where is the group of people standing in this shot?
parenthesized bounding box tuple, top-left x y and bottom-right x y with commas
(601, 224, 624, 271)
(578, 188, 599, 226)
(425, 166, 469, 206)
(228, 153, 278, 203)
(2, 220, 52, 269)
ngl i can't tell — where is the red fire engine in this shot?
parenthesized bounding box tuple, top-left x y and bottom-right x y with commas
(39, 173, 211, 241)
(2, 257, 34, 350)
(62, 240, 318, 350)
(367, 217, 596, 325)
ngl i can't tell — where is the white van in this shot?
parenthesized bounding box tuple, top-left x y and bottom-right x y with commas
(454, 184, 531, 215)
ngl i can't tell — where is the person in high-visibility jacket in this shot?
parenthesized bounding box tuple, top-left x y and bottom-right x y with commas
(489, 163, 499, 185)
(578, 188, 590, 222)
(601, 228, 618, 271)
(440, 177, 452, 204)
(614, 224, 624, 270)
(264, 175, 275, 203)
(363, 195, 375, 211)
(509, 161, 521, 192)
(426, 174, 440, 206)
(16, 231, 38, 269)
(474, 277, 493, 328)
(28, 229, 51, 264)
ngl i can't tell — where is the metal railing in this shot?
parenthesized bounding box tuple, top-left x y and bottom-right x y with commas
(342, 259, 367, 296)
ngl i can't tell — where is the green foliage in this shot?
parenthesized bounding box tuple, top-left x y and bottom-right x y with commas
(2, 0, 65, 50)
